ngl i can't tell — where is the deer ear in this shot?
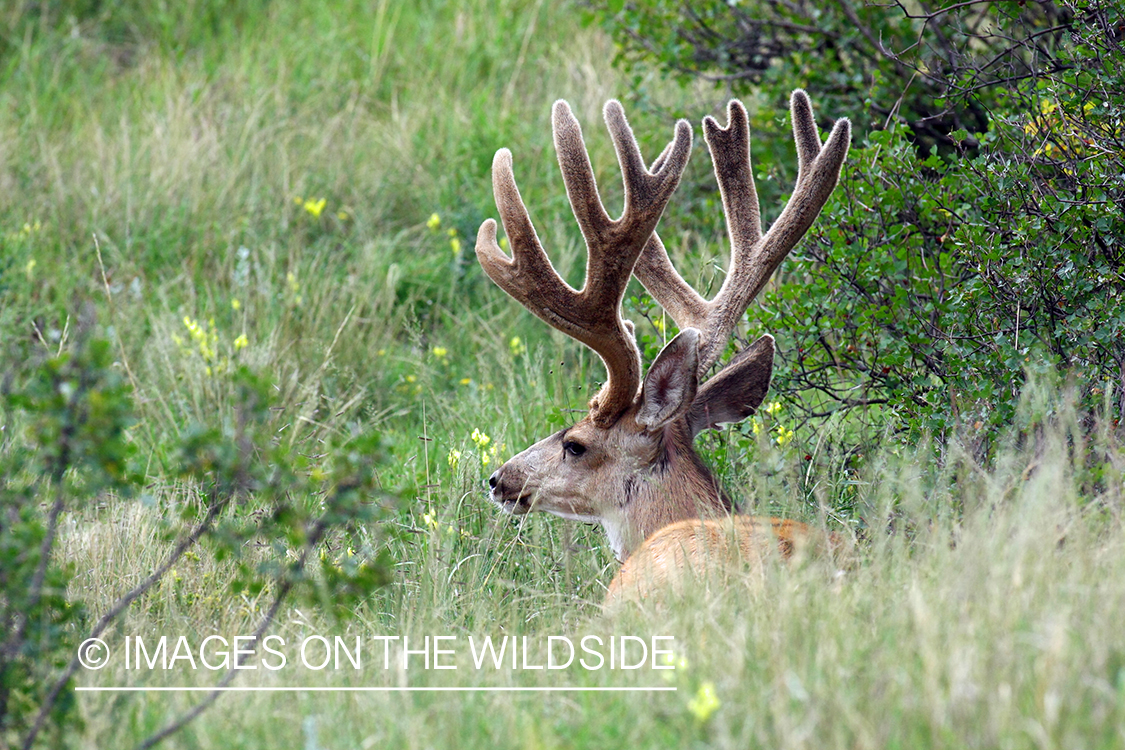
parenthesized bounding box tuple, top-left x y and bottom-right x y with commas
(686, 334, 774, 438)
(637, 328, 700, 431)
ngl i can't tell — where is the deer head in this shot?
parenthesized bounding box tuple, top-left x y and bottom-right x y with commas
(475, 92, 850, 562)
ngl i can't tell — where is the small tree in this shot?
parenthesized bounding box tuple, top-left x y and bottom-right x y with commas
(1, 317, 397, 749)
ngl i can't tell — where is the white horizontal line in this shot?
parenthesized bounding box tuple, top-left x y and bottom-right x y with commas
(76, 686, 676, 693)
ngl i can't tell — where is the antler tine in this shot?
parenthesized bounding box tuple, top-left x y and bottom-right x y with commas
(476, 100, 692, 426)
(555, 100, 692, 313)
(790, 89, 826, 178)
(635, 90, 851, 374)
(756, 90, 850, 274)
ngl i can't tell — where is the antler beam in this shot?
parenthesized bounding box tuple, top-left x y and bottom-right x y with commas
(476, 100, 692, 425)
(634, 90, 851, 375)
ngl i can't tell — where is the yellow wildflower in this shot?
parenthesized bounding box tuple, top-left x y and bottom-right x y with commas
(687, 681, 720, 722)
(427, 213, 441, 231)
(450, 237, 462, 255)
(661, 651, 689, 682)
(231, 299, 241, 311)
(509, 336, 526, 356)
(776, 425, 795, 447)
(471, 428, 491, 449)
(181, 316, 218, 362)
(662, 651, 688, 670)
(303, 198, 326, 218)
(432, 346, 448, 359)
(233, 334, 249, 350)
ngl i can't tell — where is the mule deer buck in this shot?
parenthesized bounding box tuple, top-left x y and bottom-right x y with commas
(475, 91, 850, 603)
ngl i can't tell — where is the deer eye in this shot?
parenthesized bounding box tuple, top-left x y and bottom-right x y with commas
(563, 440, 587, 458)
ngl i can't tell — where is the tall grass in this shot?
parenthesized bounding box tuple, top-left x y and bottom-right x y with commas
(1, 0, 649, 425)
(60, 385, 1125, 749)
(2, 1, 1124, 748)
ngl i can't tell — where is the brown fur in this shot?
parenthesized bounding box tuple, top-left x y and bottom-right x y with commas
(603, 516, 848, 605)
(488, 405, 734, 560)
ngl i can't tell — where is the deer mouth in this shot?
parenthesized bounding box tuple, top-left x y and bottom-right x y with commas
(493, 493, 533, 514)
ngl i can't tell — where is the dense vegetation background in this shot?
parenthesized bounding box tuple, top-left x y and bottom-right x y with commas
(593, 0, 1125, 444)
(0, 0, 1122, 748)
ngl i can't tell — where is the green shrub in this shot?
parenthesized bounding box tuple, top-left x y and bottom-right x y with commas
(594, 0, 1125, 448)
(0, 319, 398, 748)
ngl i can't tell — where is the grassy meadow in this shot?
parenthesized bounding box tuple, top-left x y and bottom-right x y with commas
(1, 1, 1124, 748)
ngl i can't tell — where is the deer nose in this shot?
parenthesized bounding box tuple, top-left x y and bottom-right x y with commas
(488, 471, 499, 490)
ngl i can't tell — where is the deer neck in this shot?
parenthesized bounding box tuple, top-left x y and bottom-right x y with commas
(602, 420, 731, 561)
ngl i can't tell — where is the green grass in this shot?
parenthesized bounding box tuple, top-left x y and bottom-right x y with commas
(2, 1, 1124, 748)
(62, 394, 1125, 750)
